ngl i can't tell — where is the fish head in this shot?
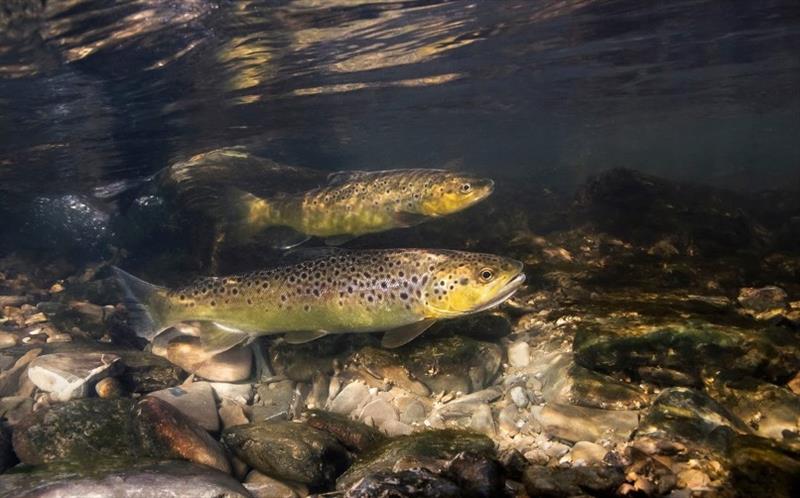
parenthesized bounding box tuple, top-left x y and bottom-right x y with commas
(418, 172, 494, 215)
(423, 252, 525, 318)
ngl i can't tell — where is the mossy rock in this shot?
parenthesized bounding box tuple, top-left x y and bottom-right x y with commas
(304, 409, 386, 453)
(336, 429, 495, 490)
(222, 420, 349, 489)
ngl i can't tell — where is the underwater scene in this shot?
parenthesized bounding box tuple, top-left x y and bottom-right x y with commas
(1, 1, 799, 497)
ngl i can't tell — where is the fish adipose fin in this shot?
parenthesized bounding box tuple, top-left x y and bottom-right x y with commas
(112, 267, 170, 341)
(381, 319, 437, 348)
(284, 330, 329, 344)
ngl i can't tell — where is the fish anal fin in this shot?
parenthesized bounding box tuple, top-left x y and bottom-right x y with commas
(392, 211, 430, 228)
(284, 330, 329, 344)
(324, 235, 356, 246)
(381, 319, 436, 348)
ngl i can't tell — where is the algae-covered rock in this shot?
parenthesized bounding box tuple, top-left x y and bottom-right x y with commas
(222, 420, 349, 489)
(637, 387, 752, 448)
(574, 317, 800, 385)
(336, 429, 495, 490)
(304, 409, 386, 453)
(0, 459, 250, 498)
(12, 398, 137, 464)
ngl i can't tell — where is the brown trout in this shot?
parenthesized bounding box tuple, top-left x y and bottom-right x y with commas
(219, 169, 495, 248)
(115, 248, 525, 349)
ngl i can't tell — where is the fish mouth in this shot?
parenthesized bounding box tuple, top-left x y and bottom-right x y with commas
(469, 271, 526, 314)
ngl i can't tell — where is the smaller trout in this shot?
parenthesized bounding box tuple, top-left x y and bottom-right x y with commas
(115, 248, 525, 350)
(220, 169, 495, 247)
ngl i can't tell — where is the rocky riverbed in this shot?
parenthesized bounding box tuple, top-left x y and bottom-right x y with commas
(1, 169, 799, 497)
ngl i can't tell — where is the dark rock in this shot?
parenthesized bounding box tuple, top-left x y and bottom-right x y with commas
(304, 409, 386, 453)
(223, 420, 349, 489)
(728, 435, 800, 498)
(523, 464, 625, 498)
(434, 313, 512, 341)
(344, 469, 461, 498)
(0, 425, 16, 473)
(116, 350, 185, 393)
(444, 451, 504, 498)
(337, 429, 495, 490)
(135, 397, 231, 474)
(737, 286, 789, 319)
(637, 387, 752, 448)
(12, 398, 137, 465)
(0, 459, 250, 497)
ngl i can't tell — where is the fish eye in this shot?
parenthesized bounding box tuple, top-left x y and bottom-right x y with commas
(460, 183, 471, 193)
(479, 268, 494, 282)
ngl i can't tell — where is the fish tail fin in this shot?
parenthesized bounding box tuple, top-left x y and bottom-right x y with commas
(113, 267, 171, 340)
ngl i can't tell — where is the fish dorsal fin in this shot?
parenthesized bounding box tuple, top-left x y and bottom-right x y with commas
(326, 170, 371, 185)
(284, 330, 329, 344)
(381, 319, 437, 348)
(392, 211, 430, 228)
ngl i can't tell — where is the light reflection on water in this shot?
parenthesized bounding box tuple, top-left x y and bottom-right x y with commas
(0, 0, 798, 204)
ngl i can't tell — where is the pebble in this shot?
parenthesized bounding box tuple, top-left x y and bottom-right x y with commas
(253, 379, 294, 421)
(219, 399, 250, 429)
(676, 468, 711, 489)
(360, 399, 398, 428)
(148, 382, 220, 432)
(330, 381, 370, 415)
(469, 404, 496, 436)
(208, 382, 254, 405)
(0, 332, 17, 350)
(507, 341, 530, 368)
(244, 470, 300, 498)
(532, 403, 639, 442)
(509, 385, 529, 408)
(543, 440, 571, 459)
(565, 441, 608, 466)
(524, 449, 550, 465)
(27, 352, 122, 401)
(95, 377, 124, 398)
(398, 398, 427, 425)
(381, 419, 414, 437)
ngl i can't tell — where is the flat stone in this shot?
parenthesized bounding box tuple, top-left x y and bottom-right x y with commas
(381, 419, 414, 437)
(223, 420, 349, 489)
(532, 403, 639, 442)
(469, 404, 496, 436)
(0, 331, 17, 349)
(208, 381, 254, 405)
(508, 341, 530, 367)
(0, 348, 41, 397)
(244, 470, 300, 498)
(219, 399, 250, 429)
(523, 465, 625, 497)
(0, 459, 250, 497)
(253, 379, 295, 421)
(566, 441, 608, 466)
(359, 399, 398, 428)
(330, 381, 370, 415)
(148, 381, 220, 432)
(135, 396, 231, 474)
(398, 398, 427, 425)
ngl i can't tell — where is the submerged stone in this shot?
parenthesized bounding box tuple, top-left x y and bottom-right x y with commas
(532, 403, 639, 443)
(12, 398, 137, 464)
(115, 349, 185, 393)
(223, 420, 349, 489)
(444, 451, 504, 498)
(347, 347, 430, 396)
(0, 459, 250, 498)
(637, 387, 752, 447)
(304, 409, 386, 453)
(27, 352, 122, 401)
(728, 435, 800, 498)
(737, 286, 789, 319)
(271, 334, 371, 382)
(148, 382, 220, 432)
(344, 468, 461, 498)
(135, 396, 231, 474)
(244, 470, 300, 498)
(574, 317, 800, 385)
(164, 336, 253, 382)
(523, 464, 625, 498)
(336, 429, 495, 490)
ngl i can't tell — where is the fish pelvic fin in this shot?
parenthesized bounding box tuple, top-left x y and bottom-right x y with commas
(112, 267, 171, 341)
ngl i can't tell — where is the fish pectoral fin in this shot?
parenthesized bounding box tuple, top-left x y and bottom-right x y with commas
(381, 319, 437, 348)
(196, 322, 252, 355)
(324, 235, 356, 246)
(392, 212, 430, 228)
(257, 226, 311, 250)
(284, 330, 329, 344)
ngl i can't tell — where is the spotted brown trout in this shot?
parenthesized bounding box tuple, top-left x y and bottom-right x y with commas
(215, 169, 495, 248)
(114, 249, 525, 350)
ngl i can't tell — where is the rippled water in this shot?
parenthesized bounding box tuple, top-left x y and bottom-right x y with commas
(1, 0, 798, 206)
